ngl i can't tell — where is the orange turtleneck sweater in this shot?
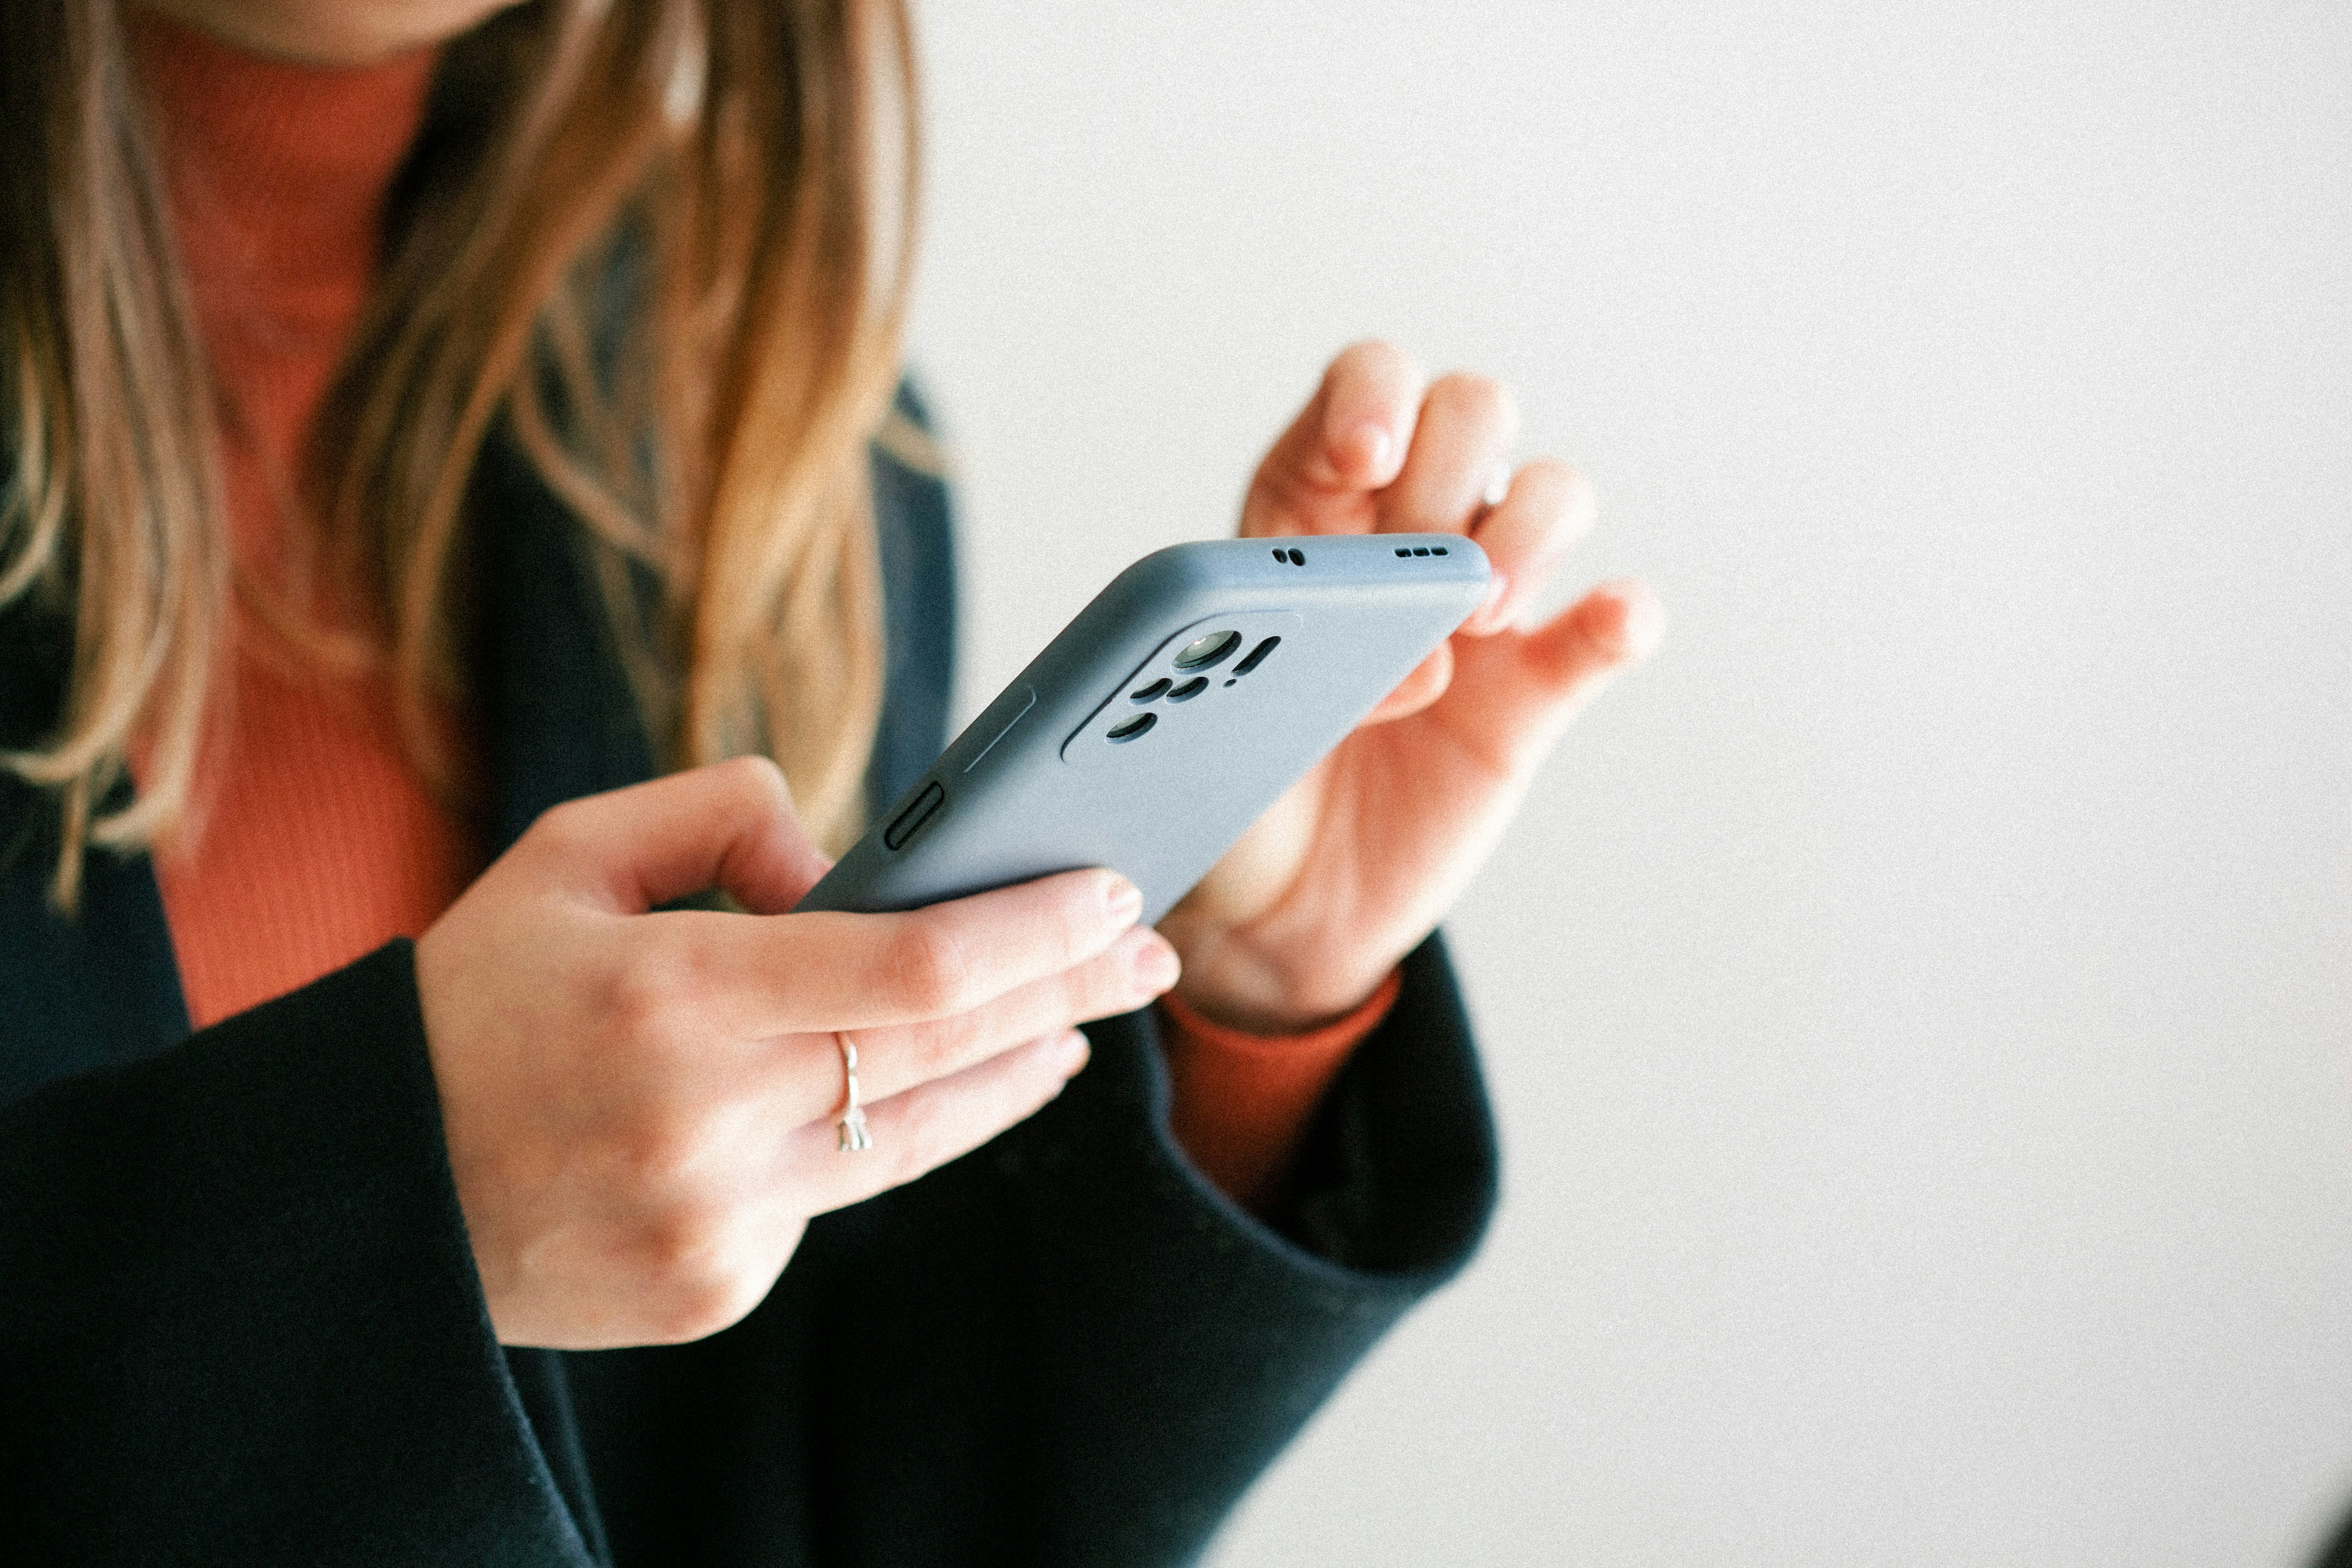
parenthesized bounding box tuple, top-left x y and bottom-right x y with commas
(131, 12, 1385, 1210)
(133, 16, 470, 1033)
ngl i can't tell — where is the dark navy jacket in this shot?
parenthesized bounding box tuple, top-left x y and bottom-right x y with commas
(0, 403, 1499, 1566)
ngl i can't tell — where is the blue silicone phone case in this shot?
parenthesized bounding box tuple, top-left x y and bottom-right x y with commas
(795, 534, 1492, 924)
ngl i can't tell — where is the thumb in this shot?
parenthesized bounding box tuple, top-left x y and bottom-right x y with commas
(1242, 341, 1424, 533)
(536, 756, 833, 916)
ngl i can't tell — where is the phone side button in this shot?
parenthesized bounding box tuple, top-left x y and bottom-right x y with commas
(883, 781, 947, 851)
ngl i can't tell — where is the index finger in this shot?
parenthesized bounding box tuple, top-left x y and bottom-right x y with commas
(1241, 341, 1425, 535)
(666, 866, 1146, 1037)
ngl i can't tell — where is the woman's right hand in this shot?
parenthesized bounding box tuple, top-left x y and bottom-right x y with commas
(414, 757, 1178, 1350)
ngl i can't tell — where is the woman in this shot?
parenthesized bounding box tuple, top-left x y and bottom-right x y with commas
(0, 0, 1660, 1562)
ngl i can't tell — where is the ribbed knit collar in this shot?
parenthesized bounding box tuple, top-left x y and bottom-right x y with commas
(129, 9, 438, 401)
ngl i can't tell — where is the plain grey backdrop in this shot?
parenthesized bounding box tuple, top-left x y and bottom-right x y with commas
(901, 3, 2352, 1563)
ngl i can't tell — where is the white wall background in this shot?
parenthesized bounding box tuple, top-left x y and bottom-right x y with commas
(902, 3, 2352, 1562)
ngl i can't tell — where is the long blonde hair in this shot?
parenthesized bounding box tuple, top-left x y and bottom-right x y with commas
(0, 0, 917, 907)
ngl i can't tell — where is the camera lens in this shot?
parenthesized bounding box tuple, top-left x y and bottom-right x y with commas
(1106, 711, 1156, 742)
(1172, 630, 1241, 670)
(1231, 635, 1281, 676)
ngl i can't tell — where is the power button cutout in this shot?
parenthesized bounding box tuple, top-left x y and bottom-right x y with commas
(882, 781, 946, 851)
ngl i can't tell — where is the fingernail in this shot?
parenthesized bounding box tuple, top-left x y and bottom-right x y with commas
(1481, 464, 1512, 510)
(1133, 935, 1181, 993)
(1104, 875, 1143, 922)
(1054, 1029, 1091, 1076)
(1474, 573, 1510, 631)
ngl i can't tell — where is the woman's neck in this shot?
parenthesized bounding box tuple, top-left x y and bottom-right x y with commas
(131, 7, 439, 553)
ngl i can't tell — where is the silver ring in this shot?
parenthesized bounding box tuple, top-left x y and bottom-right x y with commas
(835, 1035, 872, 1153)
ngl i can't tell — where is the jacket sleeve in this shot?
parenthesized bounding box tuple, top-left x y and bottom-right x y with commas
(1011, 929, 1497, 1562)
(0, 940, 596, 1568)
(571, 929, 1499, 1568)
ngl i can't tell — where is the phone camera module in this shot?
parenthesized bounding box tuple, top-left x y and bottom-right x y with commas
(1172, 630, 1241, 671)
(1106, 711, 1157, 743)
(1231, 635, 1281, 676)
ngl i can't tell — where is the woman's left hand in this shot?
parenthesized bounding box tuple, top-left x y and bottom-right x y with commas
(1157, 341, 1663, 1034)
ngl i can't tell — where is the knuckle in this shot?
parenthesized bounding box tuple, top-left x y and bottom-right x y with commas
(717, 753, 791, 810)
(882, 920, 976, 1016)
(525, 797, 595, 864)
(599, 945, 689, 1046)
(635, 1212, 768, 1343)
(644, 1203, 730, 1273)
(1432, 372, 1516, 434)
(612, 1099, 717, 1190)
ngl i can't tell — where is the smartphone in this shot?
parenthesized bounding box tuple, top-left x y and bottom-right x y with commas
(795, 533, 1492, 924)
